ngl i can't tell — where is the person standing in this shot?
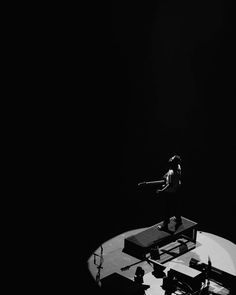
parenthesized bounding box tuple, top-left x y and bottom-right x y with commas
(157, 155, 182, 230)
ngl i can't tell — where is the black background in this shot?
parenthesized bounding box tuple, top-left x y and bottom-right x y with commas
(80, 0, 235, 292)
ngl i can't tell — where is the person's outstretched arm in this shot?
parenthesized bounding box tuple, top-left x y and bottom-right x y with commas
(156, 172, 172, 193)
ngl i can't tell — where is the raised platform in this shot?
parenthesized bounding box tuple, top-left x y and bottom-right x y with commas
(123, 216, 197, 260)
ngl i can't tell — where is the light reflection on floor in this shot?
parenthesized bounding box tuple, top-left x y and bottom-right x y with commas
(88, 230, 236, 294)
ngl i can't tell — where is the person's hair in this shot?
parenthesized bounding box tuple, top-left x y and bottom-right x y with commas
(168, 155, 181, 170)
(135, 266, 144, 276)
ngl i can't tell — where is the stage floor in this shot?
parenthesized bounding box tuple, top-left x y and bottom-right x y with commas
(88, 226, 236, 294)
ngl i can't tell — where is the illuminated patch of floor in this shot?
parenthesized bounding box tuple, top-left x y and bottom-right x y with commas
(88, 230, 236, 294)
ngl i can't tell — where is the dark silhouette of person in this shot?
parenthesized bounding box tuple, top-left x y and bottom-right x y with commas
(134, 266, 145, 284)
(161, 270, 177, 295)
(157, 155, 182, 230)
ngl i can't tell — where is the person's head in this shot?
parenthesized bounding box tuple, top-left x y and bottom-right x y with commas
(135, 266, 144, 276)
(168, 155, 181, 171)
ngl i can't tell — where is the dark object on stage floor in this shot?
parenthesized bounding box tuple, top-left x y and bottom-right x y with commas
(149, 260, 166, 278)
(161, 270, 177, 294)
(150, 245, 160, 260)
(100, 272, 148, 295)
(189, 257, 201, 268)
(123, 216, 197, 260)
(168, 263, 205, 292)
(134, 266, 145, 284)
(189, 258, 236, 291)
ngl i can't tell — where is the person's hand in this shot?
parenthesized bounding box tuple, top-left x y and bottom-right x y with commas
(156, 189, 161, 194)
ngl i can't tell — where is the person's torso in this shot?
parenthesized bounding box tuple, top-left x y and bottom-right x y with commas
(164, 169, 181, 193)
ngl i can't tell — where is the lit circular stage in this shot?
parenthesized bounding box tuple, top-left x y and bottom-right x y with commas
(88, 226, 236, 294)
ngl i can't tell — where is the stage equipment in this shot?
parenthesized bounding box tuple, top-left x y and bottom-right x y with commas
(150, 244, 160, 260)
(123, 216, 197, 261)
(168, 262, 205, 292)
(189, 258, 236, 291)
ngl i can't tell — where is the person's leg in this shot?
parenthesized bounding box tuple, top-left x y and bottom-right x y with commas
(173, 191, 182, 224)
(163, 215, 170, 226)
(175, 214, 182, 224)
(160, 193, 170, 229)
